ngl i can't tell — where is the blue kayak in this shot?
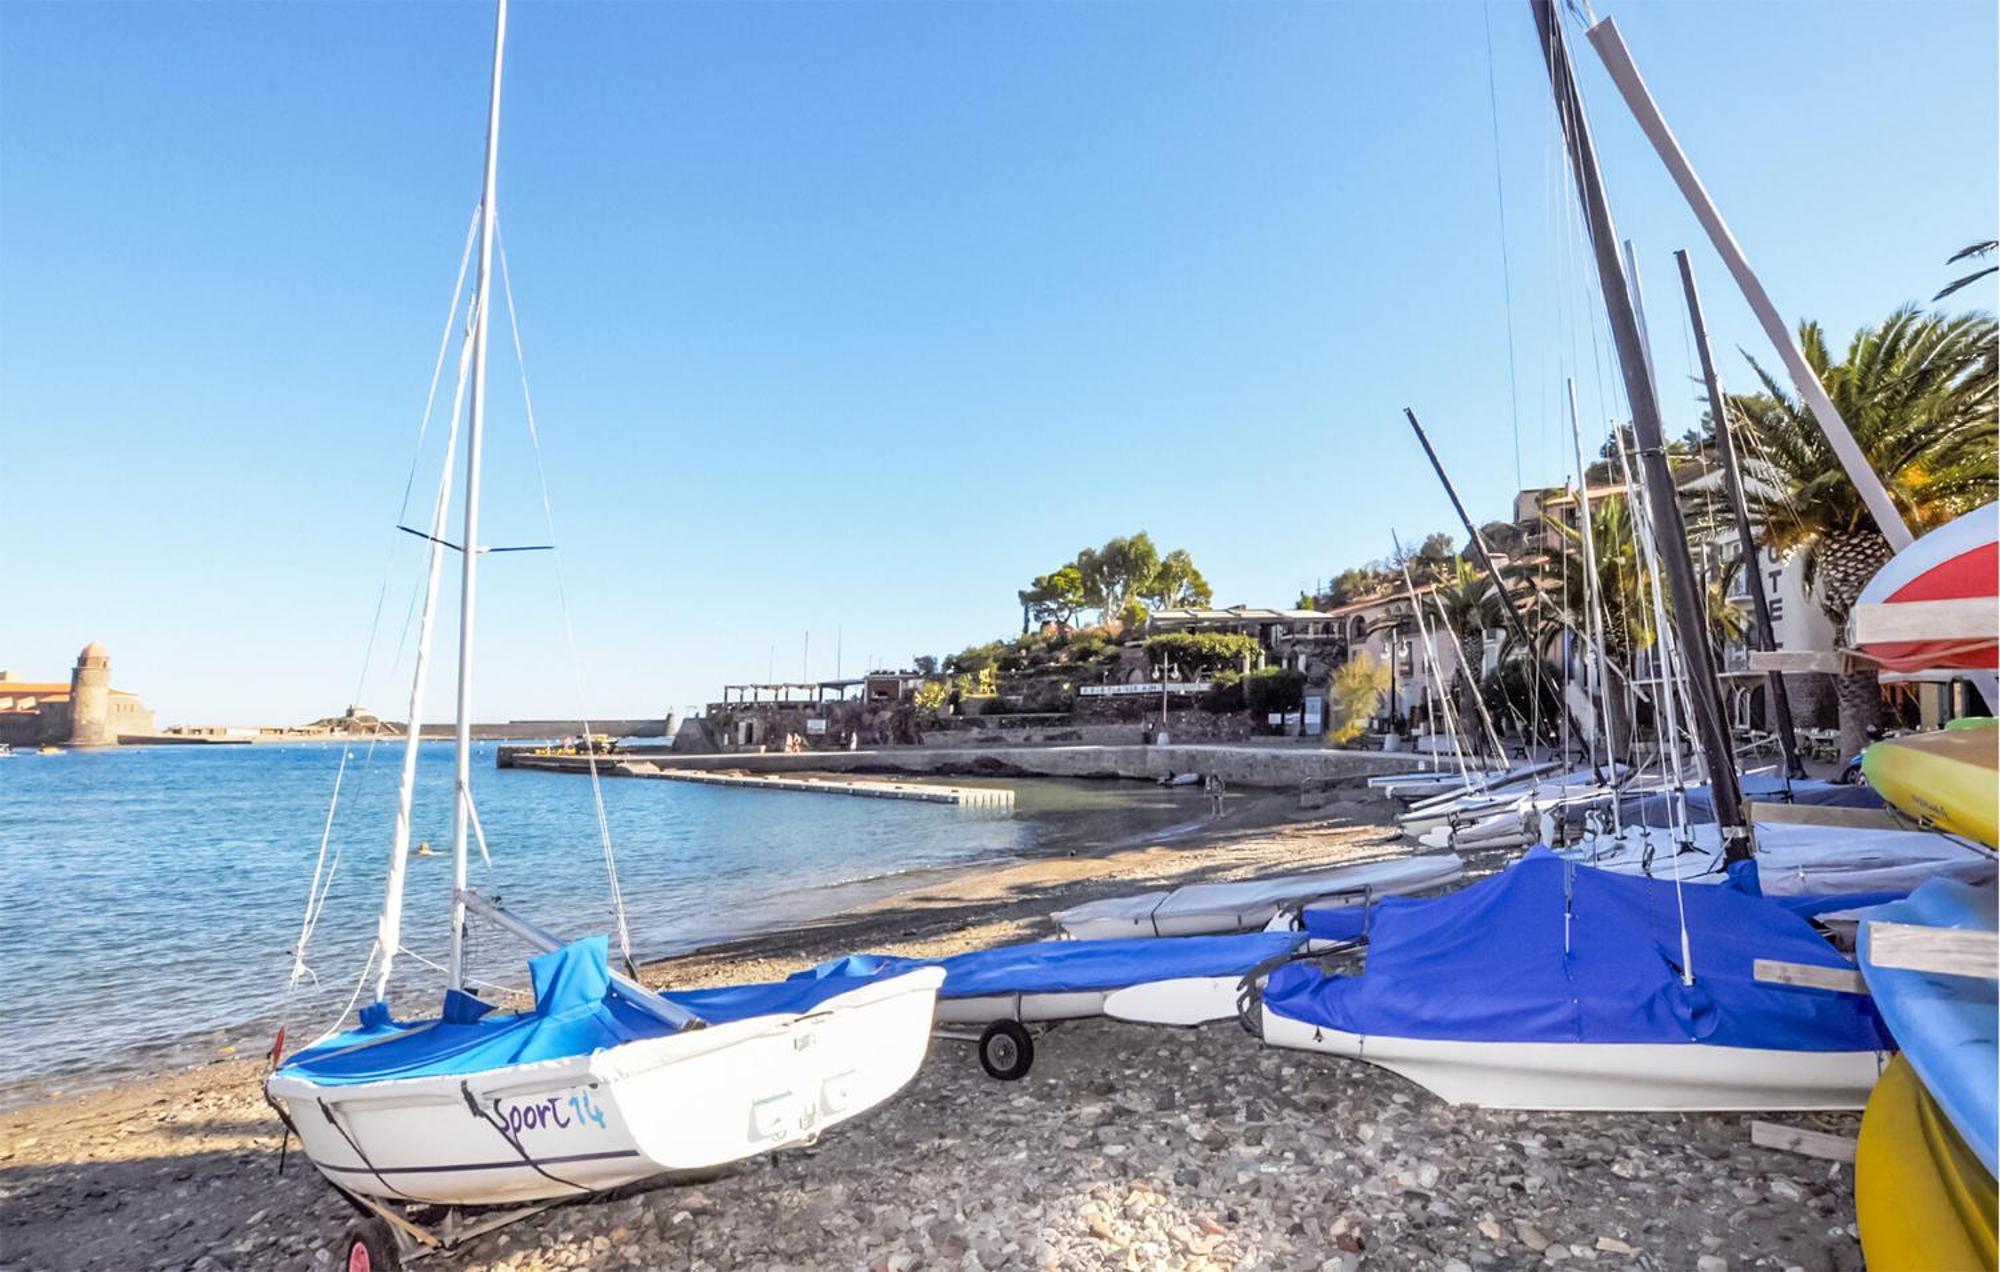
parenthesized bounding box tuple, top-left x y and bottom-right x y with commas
(1858, 879, 1999, 1175)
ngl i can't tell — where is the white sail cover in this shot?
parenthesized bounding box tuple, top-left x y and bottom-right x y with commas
(1053, 855, 1464, 940)
(1570, 821, 1997, 896)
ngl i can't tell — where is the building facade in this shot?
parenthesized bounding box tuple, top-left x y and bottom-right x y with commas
(0, 643, 156, 747)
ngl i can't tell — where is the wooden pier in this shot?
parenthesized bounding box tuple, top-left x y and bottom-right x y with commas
(558, 756, 1013, 807)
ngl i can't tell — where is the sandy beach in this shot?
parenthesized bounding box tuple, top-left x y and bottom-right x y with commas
(0, 792, 1865, 1271)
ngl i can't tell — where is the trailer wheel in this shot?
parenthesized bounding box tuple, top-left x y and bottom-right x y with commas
(978, 1020, 1034, 1081)
(341, 1217, 402, 1272)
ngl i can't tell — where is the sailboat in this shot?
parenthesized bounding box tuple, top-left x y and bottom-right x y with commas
(1257, 848, 1892, 1110)
(264, 0, 942, 1252)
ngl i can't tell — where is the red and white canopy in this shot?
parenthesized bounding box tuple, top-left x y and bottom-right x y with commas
(1852, 503, 1998, 672)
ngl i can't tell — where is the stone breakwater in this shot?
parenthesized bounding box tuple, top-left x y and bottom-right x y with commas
(0, 1019, 1861, 1271)
(504, 742, 1417, 791)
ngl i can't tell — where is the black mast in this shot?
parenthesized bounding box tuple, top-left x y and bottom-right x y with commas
(1674, 248, 1806, 782)
(1405, 407, 1592, 769)
(1529, 0, 1748, 856)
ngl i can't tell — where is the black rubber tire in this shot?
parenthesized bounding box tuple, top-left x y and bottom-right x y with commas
(341, 1217, 403, 1272)
(978, 1020, 1035, 1081)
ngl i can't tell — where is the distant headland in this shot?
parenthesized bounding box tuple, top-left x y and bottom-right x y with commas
(0, 643, 666, 749)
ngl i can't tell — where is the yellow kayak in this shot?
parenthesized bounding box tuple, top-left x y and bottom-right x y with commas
(1862, 720, 1999, 849)
(1857, 1055, 1998, 1271)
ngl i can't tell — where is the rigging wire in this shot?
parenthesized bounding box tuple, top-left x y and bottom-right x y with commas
(1481, 0, 1527, 489)
(280, 208, 484, 1044)
(495, 224, 636, 974)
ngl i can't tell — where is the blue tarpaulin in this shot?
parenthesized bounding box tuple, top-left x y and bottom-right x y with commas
(1264, 848, 1892, 1052)
(797, 931, 1306, 998)
(281, 936, 877, 1087)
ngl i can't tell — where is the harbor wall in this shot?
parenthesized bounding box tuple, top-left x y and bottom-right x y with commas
(500, 742, 1413, 789)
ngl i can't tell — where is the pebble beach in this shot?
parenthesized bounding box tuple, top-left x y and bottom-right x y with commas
(0, 797, 1867, 1271)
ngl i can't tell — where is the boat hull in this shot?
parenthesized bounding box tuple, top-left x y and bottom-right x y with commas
(1053, 856, 1462, 940)
(267, 968, 943, 1206)
(1260, 1011, 1886, 1111)
(1856, 1054, 1998, 1271)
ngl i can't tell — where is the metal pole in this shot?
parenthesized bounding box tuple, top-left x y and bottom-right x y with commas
(1565, 381, 1617, 770)
(1529, 0, 1746, 854)
(1584, 16, 1911, 552)
(1675, 249, 1806, 780)
(449, 0, 509, 988)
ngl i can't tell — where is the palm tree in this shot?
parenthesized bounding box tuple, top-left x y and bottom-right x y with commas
(1936, 241, 1997, 302)
(1727, 305, 1997, 759)
(1542, 494, 1655, 671)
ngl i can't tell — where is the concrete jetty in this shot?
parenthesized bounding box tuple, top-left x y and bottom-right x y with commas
(560, 756, 1015, 807)
(499, 740, 1412, 789)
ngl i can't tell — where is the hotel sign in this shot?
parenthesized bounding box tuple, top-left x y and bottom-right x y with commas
(1079, 681, 1212, 697)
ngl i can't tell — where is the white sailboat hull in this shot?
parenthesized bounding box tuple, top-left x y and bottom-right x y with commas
(1052, 856, 1463, 940)
(267, 968, 943, 1206)
(1260, 1010, 1886, 1111)
(1570, 821, 1997, 895)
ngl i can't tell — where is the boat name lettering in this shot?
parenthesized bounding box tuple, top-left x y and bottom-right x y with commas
(500, 1089, 607, 1135)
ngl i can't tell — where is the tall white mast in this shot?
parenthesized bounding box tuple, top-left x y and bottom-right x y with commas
(449, 0, 509, 990)
(373, 340, 472, 1002)
(1565, 380, 1615, 787)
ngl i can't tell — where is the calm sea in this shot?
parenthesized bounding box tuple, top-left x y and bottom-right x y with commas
(0, 742, 1194, 1102)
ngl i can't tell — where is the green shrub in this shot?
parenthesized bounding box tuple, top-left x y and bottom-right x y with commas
(1202, 671, 1245, 713)
(1144, 632, 1260, 677)
(1244, 667, 1307, 717)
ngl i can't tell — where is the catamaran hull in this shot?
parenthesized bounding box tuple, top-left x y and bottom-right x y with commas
(935, 975, 1252, 1028)
(1260, 1011, 1886, 1111)
(1053, 856, 1464, 941)
(267, 969, 943, 1206)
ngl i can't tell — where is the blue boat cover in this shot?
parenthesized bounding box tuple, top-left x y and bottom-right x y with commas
(797, 931, 1306, 999)
(1299, 903, 1369, 943)
(1858, 879, 1998, 1174)
(1300, 881, 1912, 942)
(1264, 848, 1892, 1052)
(1622, 777, 1882, 828)
(281, 936, 880, 1087)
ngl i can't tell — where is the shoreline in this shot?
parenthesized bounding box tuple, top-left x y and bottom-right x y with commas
(0, 780, 1366, 1113)
(0, 792, 1868, 1271)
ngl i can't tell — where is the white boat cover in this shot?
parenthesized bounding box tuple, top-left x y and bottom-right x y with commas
(1569, 821, 1998, 896)
(1052, 855, 1464, 940)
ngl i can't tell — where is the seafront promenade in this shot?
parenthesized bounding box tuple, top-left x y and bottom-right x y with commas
(500, 740, 1419, 789)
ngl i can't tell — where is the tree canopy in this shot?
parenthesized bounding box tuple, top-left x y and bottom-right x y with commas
(1026, 532, 1213, 627)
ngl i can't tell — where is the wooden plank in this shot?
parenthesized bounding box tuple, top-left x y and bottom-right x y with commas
(1748, 800, 1905, 831)
(1866, 921, 1999, 980)
(1748, 649, 1846, 674)
(1750, 1119, 1858, 1163)
(1754, 958, 1867, 994)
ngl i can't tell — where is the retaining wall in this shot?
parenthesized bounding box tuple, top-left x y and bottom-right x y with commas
(501, 742, 1414, 789)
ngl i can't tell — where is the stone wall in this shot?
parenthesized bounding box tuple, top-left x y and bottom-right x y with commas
(503, 740, 1415, 789)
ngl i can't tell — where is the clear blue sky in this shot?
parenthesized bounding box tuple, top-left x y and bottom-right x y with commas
(3, 1, 1992, 726)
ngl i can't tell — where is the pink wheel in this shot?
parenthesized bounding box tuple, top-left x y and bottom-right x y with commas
(342, 1218, 401, 1272)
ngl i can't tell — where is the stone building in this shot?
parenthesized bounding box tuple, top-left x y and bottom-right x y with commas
(0, 643, 156, 747)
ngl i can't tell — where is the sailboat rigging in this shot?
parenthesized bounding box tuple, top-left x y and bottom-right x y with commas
(266, 1, 944, 1257)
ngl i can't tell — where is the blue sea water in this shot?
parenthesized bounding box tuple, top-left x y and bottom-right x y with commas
(0, 742, 1189, 1100)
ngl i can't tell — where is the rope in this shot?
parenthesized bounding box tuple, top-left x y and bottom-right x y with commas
(495, 225, 635, 972)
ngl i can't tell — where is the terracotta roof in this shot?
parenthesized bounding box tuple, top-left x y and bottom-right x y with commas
(0, 682, 70, 697)
(0, 682, 138, 703)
